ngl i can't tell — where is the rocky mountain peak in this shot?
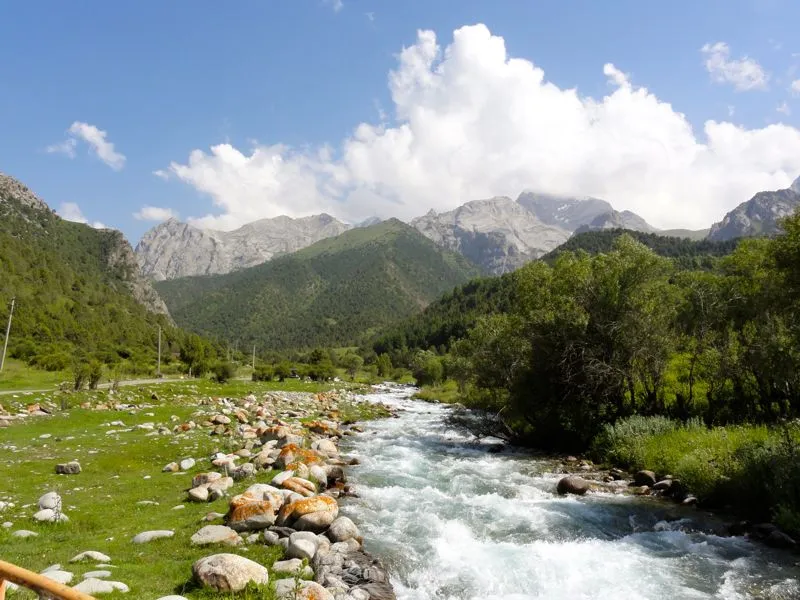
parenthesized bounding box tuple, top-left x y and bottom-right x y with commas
(136, 213, 352, 280)
(410, 196, 570, 274)
(516, 191, 613, 230)
(708, 186, 800, 241)
(791, 175, 800, 195)
(0, 172, 51, 213)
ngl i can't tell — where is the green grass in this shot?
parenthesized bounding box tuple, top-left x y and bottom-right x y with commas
(592, 416, 800, 534)
(0, 358, 69, 391)
(413, 380, 460, 404)
(0, 380, 351, 599)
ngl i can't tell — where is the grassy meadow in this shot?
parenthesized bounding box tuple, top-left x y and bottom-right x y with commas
(0, 379, 350, 599)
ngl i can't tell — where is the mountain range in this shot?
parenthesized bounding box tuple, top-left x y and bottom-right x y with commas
(143, 177, 799, 279)
(138, 191, 664, 278)
(153, 219, 479, 350)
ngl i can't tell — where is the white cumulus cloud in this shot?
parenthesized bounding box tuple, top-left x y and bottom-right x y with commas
(47, 122, 126, 170)
(133, 205, 179, 222)
(159, 25, 800, 231)
(701, 42, 769, 91)
(57, 202, 106, 229)
(792, 79, 800, 96)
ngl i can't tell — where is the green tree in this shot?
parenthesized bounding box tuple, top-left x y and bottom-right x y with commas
(342, 352, 364, 380)
(376, 353, 393, 378)
(180, 334, 215, 377)
(212, 361, 236, 383)
(274, 361, 293, 382)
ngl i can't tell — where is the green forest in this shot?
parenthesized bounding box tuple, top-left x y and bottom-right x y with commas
(155, 219, 479, 351)
(0, 192, 178, 376)
(374, 228, 742, 357)
(376, 219, 800, 534)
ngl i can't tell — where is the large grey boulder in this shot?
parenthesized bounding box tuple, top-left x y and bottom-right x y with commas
(556, 475, 590, 496)
(287, 531, 320, 561)
(326, 516, 359, 543)
(191, 525, 242, 546)
(192, 553, 269, 592)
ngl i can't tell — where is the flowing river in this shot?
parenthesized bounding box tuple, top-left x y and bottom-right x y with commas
(340, 386, 800, 600)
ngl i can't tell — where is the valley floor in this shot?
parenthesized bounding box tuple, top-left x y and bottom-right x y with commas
(0, 379, 386, 599)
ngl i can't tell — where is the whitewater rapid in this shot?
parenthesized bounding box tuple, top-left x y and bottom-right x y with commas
(340, 386, 800, 600)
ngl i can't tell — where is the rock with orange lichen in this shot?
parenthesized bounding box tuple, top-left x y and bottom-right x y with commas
(274, 579, 334, 600)
(277, 495, 338, 532)
(275, 444, 324, 470)
(225, 489, 283, 531)
(280, 477, 317, 498)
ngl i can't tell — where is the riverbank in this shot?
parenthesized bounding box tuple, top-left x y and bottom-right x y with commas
(589, 414, 800, 546)
(341, 387, 800, 599)
(0, 380, 397, 599)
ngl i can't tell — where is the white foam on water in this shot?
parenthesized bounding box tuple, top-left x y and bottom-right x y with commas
(342, 388, 800, 599)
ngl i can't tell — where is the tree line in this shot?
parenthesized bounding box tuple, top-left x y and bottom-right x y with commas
(375, 217, 800, 451)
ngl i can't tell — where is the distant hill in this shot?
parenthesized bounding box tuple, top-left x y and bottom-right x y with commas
(708, 179, 800, 241)
(155, 219, 480, 351)
(375, 230, 740, 355)
(0, 173, 174, 371)
(660, 228, 710, 240)
(544, 229, 739, 268)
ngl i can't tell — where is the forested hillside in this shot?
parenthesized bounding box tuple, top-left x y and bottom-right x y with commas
(542, 229, 739, 267)
(0, 174, 177, 373)
(375, 229, 741, 356)
(156, 219, 480, 350)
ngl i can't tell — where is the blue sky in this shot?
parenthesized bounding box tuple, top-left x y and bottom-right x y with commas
(2, 0, 800, 242)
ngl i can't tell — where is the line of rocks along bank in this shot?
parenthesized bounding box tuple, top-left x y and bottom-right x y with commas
(2, 387, 400, 600)
(554, 456, 798, 551)
(181, 389, 398, 600)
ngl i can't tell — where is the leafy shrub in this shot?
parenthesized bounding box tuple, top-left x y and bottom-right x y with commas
(87, 360, 103, 389)
(591, 415, 684, 466)
(211, 361, 236, 383)
(252, 365, 274, 382)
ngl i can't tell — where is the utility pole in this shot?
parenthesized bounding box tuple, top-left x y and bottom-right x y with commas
(157, 325, 162, 377)
(252, 345, 256, 371)
(0, 297, 15, 373)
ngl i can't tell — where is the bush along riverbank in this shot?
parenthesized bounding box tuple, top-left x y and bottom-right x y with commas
(546, 415, 800, 550)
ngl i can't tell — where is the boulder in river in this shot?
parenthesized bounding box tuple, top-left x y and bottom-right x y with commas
(556, 475, 590, 496)
(634, 470, 657, 487)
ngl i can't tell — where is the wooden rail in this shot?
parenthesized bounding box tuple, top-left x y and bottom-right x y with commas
(0, 559, 96, 600)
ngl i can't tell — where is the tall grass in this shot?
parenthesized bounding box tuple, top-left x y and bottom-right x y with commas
(592, 416, 800, 535)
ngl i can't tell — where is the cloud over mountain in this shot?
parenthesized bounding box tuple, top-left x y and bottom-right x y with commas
(159, 24, 800, 231)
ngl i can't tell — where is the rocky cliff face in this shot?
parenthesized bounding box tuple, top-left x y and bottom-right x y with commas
(411, 197, 571, 274)
(708, 186, 800, 241)
(104, 230, 173, 319)
(574, 209, 655, 235)
(0, 172, 51, 213)
(136, 214, 352, 280)
(516, 192, 613, 230)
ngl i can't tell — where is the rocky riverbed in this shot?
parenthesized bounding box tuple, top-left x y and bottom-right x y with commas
(0, 384, 398, 599)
